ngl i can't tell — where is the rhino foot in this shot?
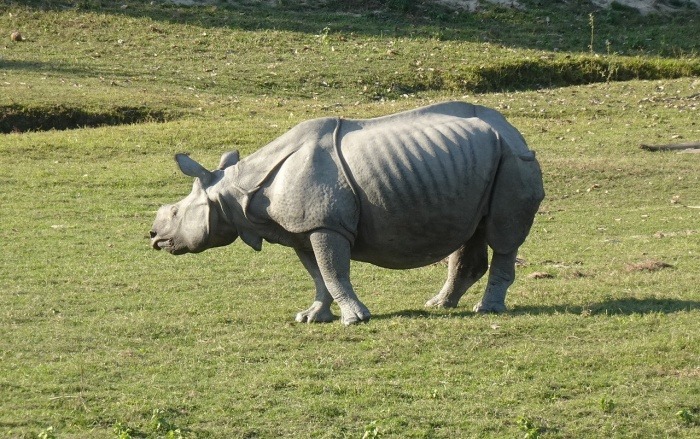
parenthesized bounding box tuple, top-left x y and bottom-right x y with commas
(425, 295, 459, 308)
(295, 301, 336, 323)
(338, 301, 371, 326)
(473, 301, 507, 314)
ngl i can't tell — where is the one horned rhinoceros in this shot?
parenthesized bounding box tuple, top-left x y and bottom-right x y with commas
(150, 102, 545, 325)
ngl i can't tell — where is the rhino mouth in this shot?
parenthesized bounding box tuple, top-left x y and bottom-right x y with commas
(151, 237, 173, 251)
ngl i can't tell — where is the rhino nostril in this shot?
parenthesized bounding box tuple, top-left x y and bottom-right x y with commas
(149, 230, 157, 239)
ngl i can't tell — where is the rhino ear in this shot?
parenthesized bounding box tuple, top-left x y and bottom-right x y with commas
(218, 150, 240, 170)
(175, 153, 213, 185)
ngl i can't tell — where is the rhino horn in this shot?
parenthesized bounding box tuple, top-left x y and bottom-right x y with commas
(175, 153, 213, 185)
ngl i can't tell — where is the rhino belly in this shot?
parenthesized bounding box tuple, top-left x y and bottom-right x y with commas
(340, 117, 500, 269)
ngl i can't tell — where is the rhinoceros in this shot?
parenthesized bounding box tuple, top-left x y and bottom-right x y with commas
(150, 102, 544, 325)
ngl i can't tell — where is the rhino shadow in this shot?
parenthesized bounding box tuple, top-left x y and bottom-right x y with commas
(510, 298, 700, 316)
(373, 298, 700, 320)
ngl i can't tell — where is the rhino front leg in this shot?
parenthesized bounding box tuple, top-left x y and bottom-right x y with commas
(309, 230, 370, 325)
(294, 248, 336, 323)
(426, 227, 488, 308)
(473, 250, 517, 313)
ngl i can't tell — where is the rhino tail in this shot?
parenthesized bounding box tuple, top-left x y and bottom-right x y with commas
(484, 136, 545, 254)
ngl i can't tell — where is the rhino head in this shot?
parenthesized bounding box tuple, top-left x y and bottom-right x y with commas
(150, 152, 240, 255)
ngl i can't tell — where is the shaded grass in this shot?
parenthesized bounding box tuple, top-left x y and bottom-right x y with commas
(0, 104, 172, 133)
(12, 0, 699, 55)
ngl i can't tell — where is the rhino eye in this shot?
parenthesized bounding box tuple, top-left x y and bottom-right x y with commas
(170, 206, 179, 216)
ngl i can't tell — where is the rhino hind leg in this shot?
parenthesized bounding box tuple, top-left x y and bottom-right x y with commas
(294, 248, 336, 323)
(473, 190, 535, 314)
(473, 150, 544, 313)
(307, 230, 371, 325)
(425, 227, 488, 309)
(473, 250, 517, 313)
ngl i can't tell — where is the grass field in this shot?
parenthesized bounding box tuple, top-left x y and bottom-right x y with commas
(1, 1, 699, 438)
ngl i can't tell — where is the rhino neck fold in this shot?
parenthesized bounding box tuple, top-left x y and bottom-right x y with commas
(215, 172, 264, 251)
(213, 192, 235, 227)
(221, 166, 264, 225)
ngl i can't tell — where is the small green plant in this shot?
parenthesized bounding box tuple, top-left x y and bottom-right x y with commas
(362, 420, 381, 439)
(318, 26, 331, 45)
(149, 409, 184, 438)
(113, 422, 134, 439)
(38, 426, 57, 439)
(517, 416, 542, 439)
(676, 409, 699, 426)
(601, 397, 616, 413)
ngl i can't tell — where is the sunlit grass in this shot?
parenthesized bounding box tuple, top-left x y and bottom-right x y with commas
(1, 1, 699, 437)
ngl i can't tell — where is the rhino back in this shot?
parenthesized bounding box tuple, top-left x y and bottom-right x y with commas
(338, 111, 502, 268)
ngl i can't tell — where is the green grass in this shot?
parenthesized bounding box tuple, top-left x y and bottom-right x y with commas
(1, 1, 699, 438)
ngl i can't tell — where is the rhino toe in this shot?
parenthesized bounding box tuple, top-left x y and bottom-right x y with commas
(425, 295, 459, 308)
(473, 301, 507, 314)
(295, 302, 336, 323)
(339, 302, 371, 325)
(341, 313, 370, 326)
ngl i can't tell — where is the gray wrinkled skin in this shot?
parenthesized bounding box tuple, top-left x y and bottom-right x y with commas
(150, 102, 545, 325)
